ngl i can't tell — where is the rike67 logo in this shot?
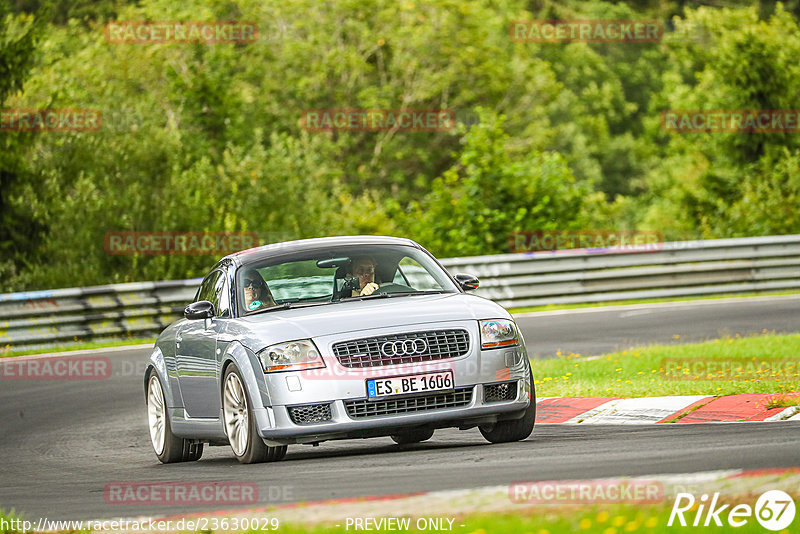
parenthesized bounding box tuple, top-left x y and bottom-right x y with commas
(668, 490, 795, 531)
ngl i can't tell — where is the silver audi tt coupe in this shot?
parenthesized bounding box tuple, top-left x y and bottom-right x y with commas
(144, 236, 535, 463)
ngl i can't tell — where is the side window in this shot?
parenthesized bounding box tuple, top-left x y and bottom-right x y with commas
(196, 271, 221, 307)
(214, 272, 231, 318)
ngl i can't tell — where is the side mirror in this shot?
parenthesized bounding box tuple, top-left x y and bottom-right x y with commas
(454, 273, 480, 291)
(184, 300, 215, 320)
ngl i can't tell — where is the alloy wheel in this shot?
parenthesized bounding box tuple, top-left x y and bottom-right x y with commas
(223, 372, 249, 456)
(147, 375, 166, 455)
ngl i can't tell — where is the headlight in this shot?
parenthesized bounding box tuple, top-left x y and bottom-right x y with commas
(257, 339, 325, 373)
(480, 319, 518, 349)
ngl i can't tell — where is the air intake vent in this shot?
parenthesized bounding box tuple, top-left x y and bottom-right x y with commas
(484, 381, 517, 403)
(344, 387, 473, 418)
(288, 403, 332, 425)
(332, 329, 470, 368)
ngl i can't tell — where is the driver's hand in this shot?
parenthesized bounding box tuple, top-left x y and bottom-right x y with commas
(360, 282, 379, 296)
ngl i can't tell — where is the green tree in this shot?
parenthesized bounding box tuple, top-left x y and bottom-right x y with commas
(408, 109, 591, 257)
(642, 4, 800, 237)
(726, 149, 800, 236)
(0, 4, 46, 285)
(9, 0, 138, 24)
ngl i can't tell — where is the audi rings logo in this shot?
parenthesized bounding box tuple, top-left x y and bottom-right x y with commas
(381, 339, 428, 356)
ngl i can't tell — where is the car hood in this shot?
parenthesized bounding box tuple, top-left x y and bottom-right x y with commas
(225, 293, 510, 352)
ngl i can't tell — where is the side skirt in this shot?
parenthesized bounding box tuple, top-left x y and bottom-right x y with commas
(169, 407, 226, 440)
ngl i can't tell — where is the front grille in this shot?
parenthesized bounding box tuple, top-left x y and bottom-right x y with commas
(484, 381, 518, 402)
(332, 329, 470, 368)
(288, 403, 332, 425)
(344, 387, 473, 418)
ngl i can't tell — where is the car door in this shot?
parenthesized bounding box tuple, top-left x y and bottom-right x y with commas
(176, 269, 228, 418)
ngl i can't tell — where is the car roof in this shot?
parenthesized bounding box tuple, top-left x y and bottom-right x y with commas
(223, 235, 422, 269)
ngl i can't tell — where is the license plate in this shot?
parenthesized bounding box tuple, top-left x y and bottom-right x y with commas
(367, 371, 454, 399)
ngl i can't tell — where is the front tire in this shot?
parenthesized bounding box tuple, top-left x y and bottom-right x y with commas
(222, 365, 287, 464)
(147, 372, 204, 463)
(479, 369, 536, 444)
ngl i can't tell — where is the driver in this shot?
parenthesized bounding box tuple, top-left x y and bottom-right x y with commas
(346, 256, 380, 297)
(242, 269, 276, 311)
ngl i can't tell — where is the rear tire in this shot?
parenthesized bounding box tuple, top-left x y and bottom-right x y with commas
(222, 365, 287, 464)
(147, 371, 204, 463)
(391, 428, 434, 445)
(479, 369, 536, 444)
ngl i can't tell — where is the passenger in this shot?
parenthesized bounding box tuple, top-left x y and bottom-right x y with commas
(346, 256, 380, 297)
(242, 270, 276, 311)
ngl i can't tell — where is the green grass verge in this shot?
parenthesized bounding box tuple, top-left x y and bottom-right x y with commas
(764, 393, 800, 409)
(3, 504, 790, 534)
(509, 289, 800, 314)
(0, 338, 155, 359)
(531, 333, 800, 397)
(258, 503, 791, 534)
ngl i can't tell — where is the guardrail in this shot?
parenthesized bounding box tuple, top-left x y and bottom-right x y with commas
(2, 234, 799, 352)
(446, 234, 800, 308)
(0, 280, 201, 352)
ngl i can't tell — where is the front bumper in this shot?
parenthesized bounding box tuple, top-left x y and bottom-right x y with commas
(252, 320, 532, 445)
(254, 379, 531, 445)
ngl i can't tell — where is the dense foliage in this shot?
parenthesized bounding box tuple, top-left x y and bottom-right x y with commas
(2, 0, 799, 290)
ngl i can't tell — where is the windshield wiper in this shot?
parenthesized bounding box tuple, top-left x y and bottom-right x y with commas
(355, 292, 392, 301)
(384, 290, 449, 297)
(355, 290, 450, 300)
(249, 302, 293, 314)
(249, 301, 328, 315)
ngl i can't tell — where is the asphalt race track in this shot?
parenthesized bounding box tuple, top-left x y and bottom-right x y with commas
(1, 295, 799, 521)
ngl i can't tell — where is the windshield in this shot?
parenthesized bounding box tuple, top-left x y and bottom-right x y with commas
(235, 244, 458, 315)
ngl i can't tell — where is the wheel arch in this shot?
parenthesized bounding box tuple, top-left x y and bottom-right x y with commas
(144, 346, 173, 405)
(219, 341, 272, 411)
